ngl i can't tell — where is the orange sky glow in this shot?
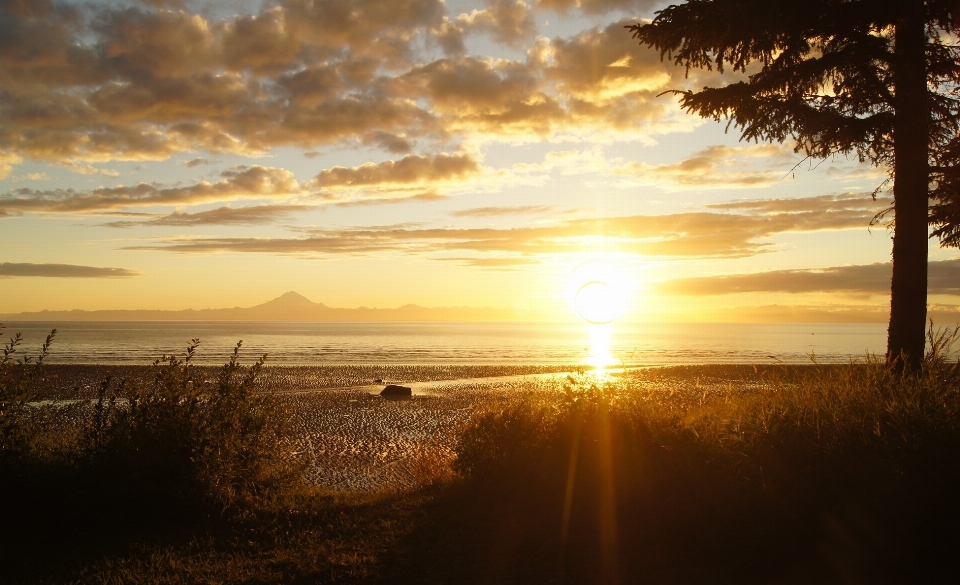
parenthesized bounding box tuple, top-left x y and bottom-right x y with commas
(2, 0, 959, 324)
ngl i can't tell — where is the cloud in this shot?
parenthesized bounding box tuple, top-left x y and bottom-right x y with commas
(220, 6, 301, 73)
(102, 204, 313, 228)
(184, 157, 210, 167)
(0, 165, 301, 214)
(398, 56, 551, 120)
(547, 18, 675, 102)
(615, 144, 798, 189)
(123, 193, 885, 259)
(535, 0, 661, 15)
(705, 192, 881, 214)
(2, 154, 488, 214)
(63, 162, 121, 177)
(653, 259, 960, 296)
(0, 262, 141, 278)
(0, 5, 703, 173)
(280, 0, 448, 64)
(333, 190, 448, 207)
(0, 1, 447, 166)
(431, 16, 468, 55)
(456, 0, 537, 47)
(312, 153, 481, 201)
(391, 19, 695, 140)
(673, 303, 891, 324)
(667, 302, 960, 324)
(97, 7, 216, 78)
(0, 153, 22, 179)
(316, 153, 479, 188)
(441, 257, 540, 269)
(452, 205, 555, 217)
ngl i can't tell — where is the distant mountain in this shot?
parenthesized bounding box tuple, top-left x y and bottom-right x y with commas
(0, 292, 516, 322)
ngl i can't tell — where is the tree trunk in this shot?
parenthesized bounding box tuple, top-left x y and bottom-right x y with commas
(887, 0, 929, 370)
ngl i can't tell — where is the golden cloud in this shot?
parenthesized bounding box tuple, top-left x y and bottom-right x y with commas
(0, 262, 140, 278)
(547, 19, 675, 101)
(281, 0, 448, 64)
(98, 8, 215, 78)
(451, 205, 555, 217)
(315, 153, 479, 189)
(123, 193, 883, 258)
(0, 3, 701, 172)
(220, 7, 300, 73)
(456, 0, 537, 47)
(102, 204, 313, 228)
(441, 257, 541, 270)
(535, 0, 660, 15)
(0, 166, 301, 214)
(652, 259, 960, 296)
(705, 192, 882, 213)
(332, 190, 448, 207)
(616, 144, 799, 189)
(309, 153, 481, 203)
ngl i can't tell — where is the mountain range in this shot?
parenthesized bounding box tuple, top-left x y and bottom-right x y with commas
(0, 292, 516, 322)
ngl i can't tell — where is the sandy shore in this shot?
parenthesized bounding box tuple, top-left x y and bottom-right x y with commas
(40, 364, 574, 398)
(38, 364, 800, 491)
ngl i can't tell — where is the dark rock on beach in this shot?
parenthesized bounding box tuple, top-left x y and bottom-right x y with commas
(380, 384, 412, 397)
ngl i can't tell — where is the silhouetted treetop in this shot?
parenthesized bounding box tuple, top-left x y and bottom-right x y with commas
(628, 0, 960, 369)
(628, 0, 960, 165)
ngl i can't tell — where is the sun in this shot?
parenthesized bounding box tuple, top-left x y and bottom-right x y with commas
(566, 260, 630, 324)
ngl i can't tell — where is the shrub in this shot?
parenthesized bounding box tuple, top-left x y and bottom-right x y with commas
(0, 325, 78, 470)
(2, 326, 306, 519)
(89, 339, 307, 513)
(453, 350, 960, 582)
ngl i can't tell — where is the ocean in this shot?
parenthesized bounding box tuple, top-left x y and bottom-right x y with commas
(0, 321, 890, 366)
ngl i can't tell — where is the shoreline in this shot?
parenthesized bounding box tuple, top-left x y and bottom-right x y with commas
(30, 363, 845, 491)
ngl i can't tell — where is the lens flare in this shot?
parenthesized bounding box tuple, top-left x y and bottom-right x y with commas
(567, 260, 629, 324)
(567, 259, 631, 371)
(586, 323, 616, 369)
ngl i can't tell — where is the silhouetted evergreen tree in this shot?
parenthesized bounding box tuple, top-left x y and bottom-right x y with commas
(629, 0, 960, 369)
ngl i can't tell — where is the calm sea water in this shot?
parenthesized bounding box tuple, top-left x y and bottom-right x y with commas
(0, 321, 889, 366)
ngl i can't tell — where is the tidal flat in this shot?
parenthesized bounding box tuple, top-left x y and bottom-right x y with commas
(6, 362, 958, 584)
(40, 364, 794, 492)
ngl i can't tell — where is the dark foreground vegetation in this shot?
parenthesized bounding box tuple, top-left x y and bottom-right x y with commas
(2, 325, 960, 584)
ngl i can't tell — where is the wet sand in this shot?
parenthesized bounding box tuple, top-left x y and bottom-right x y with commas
(38, 364, 791, 492)
(39, 365, 580, 491)
(40, 364, 575, 398)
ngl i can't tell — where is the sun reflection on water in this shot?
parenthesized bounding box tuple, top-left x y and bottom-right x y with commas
(567, 259, 630, 374)
(586, 323, 616, 371)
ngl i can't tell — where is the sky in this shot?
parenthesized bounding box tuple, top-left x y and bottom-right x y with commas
(2, 0, 960, 324)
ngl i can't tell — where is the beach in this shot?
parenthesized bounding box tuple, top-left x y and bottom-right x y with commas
(41, 363, 783, 491)
(9, 359, 958, 584)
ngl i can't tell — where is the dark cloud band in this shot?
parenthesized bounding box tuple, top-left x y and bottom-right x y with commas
(653, 259, 960, 296)
(0, 263, 141, 278)
(120, 193, 885, 259)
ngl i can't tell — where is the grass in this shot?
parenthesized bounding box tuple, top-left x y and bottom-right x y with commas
(2, 323, 960, 583)
(436, 328, 960, 583)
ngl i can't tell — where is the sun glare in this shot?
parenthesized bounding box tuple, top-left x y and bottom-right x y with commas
(566, 260, 630, 324)
(567, 260, 631, 370)
(586, 323, 617, 369)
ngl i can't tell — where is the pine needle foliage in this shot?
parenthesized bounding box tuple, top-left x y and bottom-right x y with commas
(628, 0, 960, 366)
(627, 1, 960, 166)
